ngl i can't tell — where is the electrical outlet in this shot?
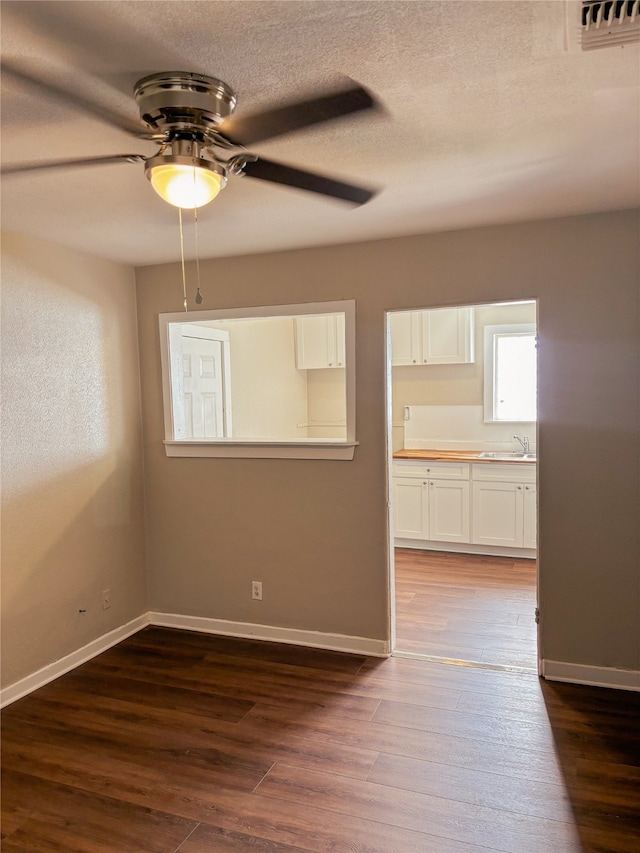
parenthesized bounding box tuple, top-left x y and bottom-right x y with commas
(251, 581, 263, 601)
(101, 589, 111, 610)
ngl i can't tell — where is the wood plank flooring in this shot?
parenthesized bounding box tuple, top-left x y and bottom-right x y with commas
(394, 548, 538, 669)
(2, 627, 639, 852)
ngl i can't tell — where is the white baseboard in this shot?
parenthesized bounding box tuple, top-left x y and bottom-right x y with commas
(148, 611, 390, 658)
(0, 614, 150, 708)
(1, 613, 389, 708)
(542, 659, 640, 692)
(16, 618, 637, 707)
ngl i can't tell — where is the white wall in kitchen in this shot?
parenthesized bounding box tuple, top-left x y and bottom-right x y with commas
(403, 405, 535, 451)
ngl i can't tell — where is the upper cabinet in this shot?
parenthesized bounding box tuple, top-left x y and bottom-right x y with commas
(295, 314, 345, 369)
(390, 307, 475, 366)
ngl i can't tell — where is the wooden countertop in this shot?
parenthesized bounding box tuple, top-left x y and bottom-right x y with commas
(393, 449, 536, 464)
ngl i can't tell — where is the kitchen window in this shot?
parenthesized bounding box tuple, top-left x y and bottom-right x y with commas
(484, 324, 537, 422)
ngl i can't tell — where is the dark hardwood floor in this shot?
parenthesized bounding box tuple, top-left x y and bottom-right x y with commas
(2, 626, 639, 852)
(394, 548, 538, 669)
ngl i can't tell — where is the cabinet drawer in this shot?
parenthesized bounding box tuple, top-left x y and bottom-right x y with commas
(471, 463, 536, 484)
(393, 460, 470, 480)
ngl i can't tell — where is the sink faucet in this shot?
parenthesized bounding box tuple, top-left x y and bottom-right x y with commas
(513, 434, 530, 453)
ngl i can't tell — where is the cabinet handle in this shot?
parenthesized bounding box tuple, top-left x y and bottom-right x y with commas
(423, 359, 428, 363)
(412, 359, 417, 364)
(517, 486, 522, 490)
(423, 481, 427, 486)
(525, 486, 529, 490)
(430, 482, 434, 486)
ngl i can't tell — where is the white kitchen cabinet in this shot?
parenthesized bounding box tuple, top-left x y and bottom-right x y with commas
(389, 311, 422, 366)
(522, 484, 537, 549)
(393, 458, 536, 554)
(393, 477, 429, 539)
(390, 307, 475, 366)
(295, 314, 345, 369)
(471, 464, 536, 549)
(392, 462, 470, 543)
(471, 481, 524, 548)
(428, 479, 470, 543)
(421, 307, 474, 364)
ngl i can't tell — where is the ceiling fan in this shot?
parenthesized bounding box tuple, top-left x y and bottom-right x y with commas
(1, 66, 380, 209)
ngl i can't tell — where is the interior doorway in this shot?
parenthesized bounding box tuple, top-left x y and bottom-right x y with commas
(386, 300, 539, 671)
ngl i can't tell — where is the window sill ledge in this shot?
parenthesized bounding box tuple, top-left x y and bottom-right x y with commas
(163, 440, 358, 460)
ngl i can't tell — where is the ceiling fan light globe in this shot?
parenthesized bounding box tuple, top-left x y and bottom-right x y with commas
(149, 164, 223, 209)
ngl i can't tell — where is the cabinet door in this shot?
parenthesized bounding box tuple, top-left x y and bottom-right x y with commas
(393, 477, 429, 539)
(420, 307, 474, 364)
(522, 484, 537, 549)
(295, 315, 344, 369)
(471, 481, 523, 547)
(390, 311, 421, 366)
(428, 479, 470, 543)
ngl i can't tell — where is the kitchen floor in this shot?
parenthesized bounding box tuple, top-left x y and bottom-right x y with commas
(394, 548, 538, 669)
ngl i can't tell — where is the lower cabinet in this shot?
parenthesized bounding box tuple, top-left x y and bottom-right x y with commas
(522, 484, 537, 549)
(394, 477, 429, 539)
(430, 479, 471, 542)
(470, 464, 536, 549)
(393, 459, 536, 553)
(393, 463, 470, 544)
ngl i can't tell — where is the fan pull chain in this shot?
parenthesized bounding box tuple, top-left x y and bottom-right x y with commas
(178, 207, 188, 312)
(194, 205, 203, 304)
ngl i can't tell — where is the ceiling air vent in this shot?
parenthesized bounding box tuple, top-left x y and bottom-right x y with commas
(581, 0, 640, 49)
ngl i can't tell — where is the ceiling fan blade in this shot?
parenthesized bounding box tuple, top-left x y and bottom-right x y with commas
(240, 157, 376, 205)
(221, 81, 379, 146)
(1, 154, 146, 176)
(1, 62, 153, 138)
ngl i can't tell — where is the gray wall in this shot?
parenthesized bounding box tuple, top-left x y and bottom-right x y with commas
(1, 232, 147, 688)
(135, 209, 640, 672)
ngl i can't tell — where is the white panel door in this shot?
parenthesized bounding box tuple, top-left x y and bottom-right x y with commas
(393, 477, 429, 539)
(428, 479, 470, 543)
(522, 484, 537, 549)
(166, 324, 232, 440)
(471, 481, 523, 547)
(180, 335, 225, 438)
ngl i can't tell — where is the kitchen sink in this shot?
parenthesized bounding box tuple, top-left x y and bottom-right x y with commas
(477, 451, 536, 460)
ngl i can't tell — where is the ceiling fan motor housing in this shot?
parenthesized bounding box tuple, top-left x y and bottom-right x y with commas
(134, 72, 237, 135)
(2, 63, 376, 207)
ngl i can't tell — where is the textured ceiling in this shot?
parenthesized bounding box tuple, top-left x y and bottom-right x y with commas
(1, 0, 638, 266)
